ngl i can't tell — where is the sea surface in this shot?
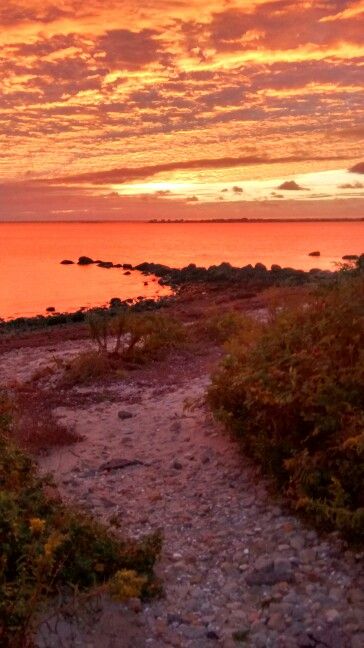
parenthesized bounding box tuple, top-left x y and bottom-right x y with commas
(1, 221, 363, 320)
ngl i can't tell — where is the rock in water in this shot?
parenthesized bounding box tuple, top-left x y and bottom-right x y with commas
(78, 256, 94, 265)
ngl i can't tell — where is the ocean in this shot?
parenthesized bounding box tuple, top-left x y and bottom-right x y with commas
(1, 221, 363, 319)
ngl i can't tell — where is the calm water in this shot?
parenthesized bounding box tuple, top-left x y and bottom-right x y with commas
(1, 221, 363, 319)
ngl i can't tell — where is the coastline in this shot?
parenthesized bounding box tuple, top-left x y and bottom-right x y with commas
(0, 257, 340, 331)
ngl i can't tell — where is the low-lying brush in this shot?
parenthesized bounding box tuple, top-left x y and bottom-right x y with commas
(0, 392, 162, 646)
(3, 386, 80, 452)
(63, 311, 186, 384)
(208, 274, 364, 543)
(198, 309, 251, 344)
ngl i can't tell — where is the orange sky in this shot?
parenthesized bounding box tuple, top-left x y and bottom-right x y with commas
(0, 0, 363, 220)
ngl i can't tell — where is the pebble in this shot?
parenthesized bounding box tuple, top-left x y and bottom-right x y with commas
(35, 374, 364, 648)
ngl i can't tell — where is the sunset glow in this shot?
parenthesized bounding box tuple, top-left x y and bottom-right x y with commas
(1, 0, 363, 220)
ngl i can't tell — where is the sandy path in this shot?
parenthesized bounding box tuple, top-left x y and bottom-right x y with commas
(31, 364, 364, 648)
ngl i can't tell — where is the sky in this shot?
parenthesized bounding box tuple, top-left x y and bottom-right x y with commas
(0, 0, 363, 221)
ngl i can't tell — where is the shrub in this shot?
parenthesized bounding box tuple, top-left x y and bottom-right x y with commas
(62, 350, 117, 386)
(87, 311, 186, 359)
(198, 310, 252, 344)
(0, 392, 162, 645)
(208, 275, 364, 543)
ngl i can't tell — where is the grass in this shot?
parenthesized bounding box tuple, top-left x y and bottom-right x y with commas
(0, 390, 162, 646)
(208, 273, 364, 543)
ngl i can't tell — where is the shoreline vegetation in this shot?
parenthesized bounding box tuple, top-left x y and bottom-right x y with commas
(0, 255, 363, 645)
(1, 254, 362, 330)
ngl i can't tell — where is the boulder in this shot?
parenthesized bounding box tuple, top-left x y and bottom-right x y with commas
(123, 263, 133, 270)
(78, 256, 94, 265)
(97, 261, 113, 268)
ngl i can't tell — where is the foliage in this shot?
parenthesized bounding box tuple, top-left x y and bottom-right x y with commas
(0, 392, 161, 645)
(198, 310, 252, 343)
(208, 275, 364, 543)
(87, 311, 186, 358)
(63, 312, 186, 385)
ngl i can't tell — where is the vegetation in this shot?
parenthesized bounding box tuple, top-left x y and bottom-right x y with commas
(198, 310, 251, 344)
(63, 311, 186, 385)
(0, 390, 161, 646)
(208, 274, 364, 543)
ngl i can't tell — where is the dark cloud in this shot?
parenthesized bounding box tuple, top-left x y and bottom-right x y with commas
(277, 180, 307, 191)
(349, 162, 364, 174)
(97, 29, 163, 69)
(41, 154, 347, 185)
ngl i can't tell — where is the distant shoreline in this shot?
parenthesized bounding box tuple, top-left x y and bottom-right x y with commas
(1, 218, 363, 225)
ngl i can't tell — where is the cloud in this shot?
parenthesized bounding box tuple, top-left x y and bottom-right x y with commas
(277, 180, 307, 191)
(97, 28, 163, 70)
(41, 154, 347, 186)
(232, 185, 243, 193)
(339, 181, 364, 189)
(349, 162, 364, 174)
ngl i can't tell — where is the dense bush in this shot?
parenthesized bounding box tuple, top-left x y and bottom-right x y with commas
(0, 391, 161, 645)
(208, 275, 364, 543)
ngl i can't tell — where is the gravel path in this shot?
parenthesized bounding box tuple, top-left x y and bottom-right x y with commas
(34, 369, 364, 648)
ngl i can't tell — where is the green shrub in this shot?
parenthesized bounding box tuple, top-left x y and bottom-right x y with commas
(208, 275, 364, 543)
(0, 392, 161, 645)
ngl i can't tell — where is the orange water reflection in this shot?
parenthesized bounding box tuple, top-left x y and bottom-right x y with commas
(1, 222, 363, 319)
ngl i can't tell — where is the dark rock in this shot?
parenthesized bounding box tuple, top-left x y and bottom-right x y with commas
(60, 259, 74, 265)
(114, 263, 122, 268)
(308, 251, 320, 256)
(110, 298, 122, 308)
(206, 630, 219, 640)
(46, 306, 55, 313)
(78, 256, 94, 265)
(118, 410, 134, 420)
(124, 271, 131, 275)
(123, 263, 133, 270)
(172, 460, 183, 470)
(97, 261, 114, 268)
(99, 458, 144, 472)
